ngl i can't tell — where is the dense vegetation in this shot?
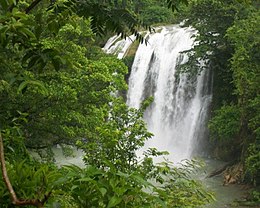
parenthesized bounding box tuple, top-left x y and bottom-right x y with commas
(0, 0, 214, 207)
(180, 0, 259, 186)
(0, 0, 259, 207)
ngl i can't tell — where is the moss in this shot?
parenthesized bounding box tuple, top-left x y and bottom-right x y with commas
(124, 40, 139, 58)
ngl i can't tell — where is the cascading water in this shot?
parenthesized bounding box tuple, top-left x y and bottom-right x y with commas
(103, 35, 136, 59)
(105, 25, 212, 163)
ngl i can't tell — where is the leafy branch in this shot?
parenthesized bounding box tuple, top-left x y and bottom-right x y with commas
(25, 0, 43, 14)
(0, 133, 51, 207)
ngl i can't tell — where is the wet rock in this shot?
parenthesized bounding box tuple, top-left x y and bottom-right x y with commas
(223, 163, 244, 186)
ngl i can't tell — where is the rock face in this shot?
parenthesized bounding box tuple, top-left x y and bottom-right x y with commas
(223, 163, 244, 186)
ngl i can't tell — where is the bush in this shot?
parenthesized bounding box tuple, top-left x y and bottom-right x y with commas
(141, 6, 174, 25)
(209, 104, 241, 141)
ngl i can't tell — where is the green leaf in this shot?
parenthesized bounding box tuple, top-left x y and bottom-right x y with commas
(48, 20, 59, 34)
(17, 80, 47, 94)
(154, 197, 167, 208)
(131, 174, 153, 188)
(28, 55, 40, 69)
(7, 0, 16, 6)
(99, 187, 107, 197)
(18, 27, 36, 39)
(78, 177, 93, 182)
(116, 171, 130, 178)
(107, 195, 122, 208)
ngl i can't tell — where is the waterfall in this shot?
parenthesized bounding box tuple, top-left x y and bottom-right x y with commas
(103, 35, 136, 59)
(105, 25, 212, 163)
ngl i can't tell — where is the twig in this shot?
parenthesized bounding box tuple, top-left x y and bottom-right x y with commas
(25, 0, 43, 14)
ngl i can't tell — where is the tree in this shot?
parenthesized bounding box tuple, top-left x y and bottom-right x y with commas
(226, 8, 260, 184)
(0, 0, 142, 205)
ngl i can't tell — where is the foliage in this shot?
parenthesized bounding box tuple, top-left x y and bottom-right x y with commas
(144, 159, 215, 208)
(0, 155, 214, 208)
(180, 0, 237, 105)
(226, 8, 260, 135)
(180, 0, 260, 184)
(59, 160, 214, 208)
(225, 5, 260, 183)
(208, 104, 241, 141)
(77, 97, 153, 172)
(60, 164, 160, 208)
(141, 5, 174, 25)
(250, 191, 260, 205)
(245, 144, 260, 185)
(0, 159, 62, 207)
(208, 104, 242, 159)
(235, 190, 260, 207)
(0, 6, 128, 152)
(105, 0, 186, 26)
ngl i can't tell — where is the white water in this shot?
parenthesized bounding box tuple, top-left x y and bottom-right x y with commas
(103, 34, 136, 59)
(105, 25, 212, 163)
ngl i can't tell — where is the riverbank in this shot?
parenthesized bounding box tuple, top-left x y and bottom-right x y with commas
(200, 158, 258, 208)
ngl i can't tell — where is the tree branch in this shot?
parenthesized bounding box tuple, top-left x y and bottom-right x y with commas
(0, 134, 18, 203)
(25, 0, 43, 14)
(0, 133, 51, 207)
